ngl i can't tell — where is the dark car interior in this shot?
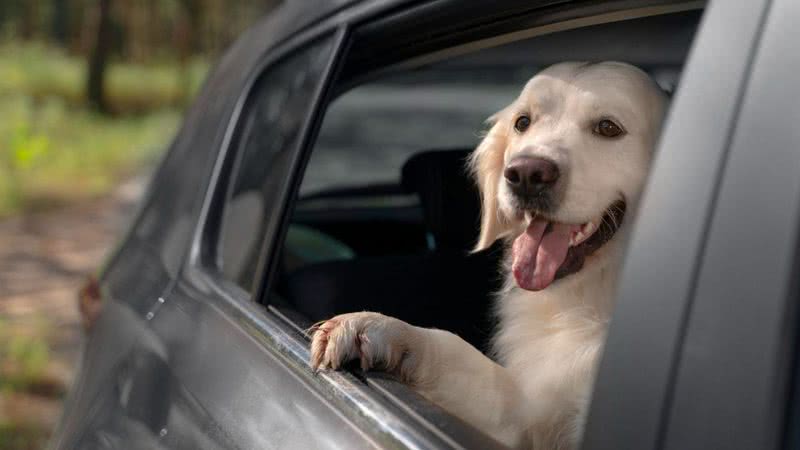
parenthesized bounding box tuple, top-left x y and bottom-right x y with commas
(267, 9, 703, 353)
(280, 149, 504, 350)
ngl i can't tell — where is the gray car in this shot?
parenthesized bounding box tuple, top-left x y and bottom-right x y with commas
(51, 1, 800, 449)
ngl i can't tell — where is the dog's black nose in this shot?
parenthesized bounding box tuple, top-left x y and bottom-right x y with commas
(504, 156, 559, 197)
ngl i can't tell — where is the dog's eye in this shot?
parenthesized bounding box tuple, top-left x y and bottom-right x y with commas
(514, 115, 531, 133)
(594, 119, 624, 138)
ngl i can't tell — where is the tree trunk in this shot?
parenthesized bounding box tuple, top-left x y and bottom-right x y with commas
(51, 0, 69, 46)
(20, 1, 37, 40)
(178, 0, 201, 54)
(87, 0, 112, 113)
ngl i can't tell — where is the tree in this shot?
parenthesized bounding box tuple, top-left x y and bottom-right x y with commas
(51, 0, 69, 46)
(20, 1, 38, 39)
(87, 0, 112, 113)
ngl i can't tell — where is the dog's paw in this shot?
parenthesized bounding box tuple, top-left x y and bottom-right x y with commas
(310, 312, 419, 379)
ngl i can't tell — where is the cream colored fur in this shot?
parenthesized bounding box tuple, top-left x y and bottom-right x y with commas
(310, 62, 667, 449)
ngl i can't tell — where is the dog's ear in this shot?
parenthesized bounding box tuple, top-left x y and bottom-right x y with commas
(469, 110, 511, 251)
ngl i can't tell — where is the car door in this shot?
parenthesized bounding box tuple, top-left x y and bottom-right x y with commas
(158, 2, 717, 450)
(54, 1, 746, 449)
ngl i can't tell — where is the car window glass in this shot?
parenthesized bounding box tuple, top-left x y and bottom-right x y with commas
(219, 37, 335, 291)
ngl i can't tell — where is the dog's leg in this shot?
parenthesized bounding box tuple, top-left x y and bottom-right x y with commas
(310, 312, 528, 448)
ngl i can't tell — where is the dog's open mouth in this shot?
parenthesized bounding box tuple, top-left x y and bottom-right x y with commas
(511, 200, 626, 291)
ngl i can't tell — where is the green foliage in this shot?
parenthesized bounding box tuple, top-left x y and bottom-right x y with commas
(0, 320, 64, 450)
(0, 42, 196, 216)
(0, 421, 49, 450)
(0, 42, 84, 104)
(0, 42, 209, 113)
(0, 319, 50, 393)
(0, 0, 274, 62)
(1, 337, 49, 393)
(105, 58, 208, 113)
(0, 94, 182, 216)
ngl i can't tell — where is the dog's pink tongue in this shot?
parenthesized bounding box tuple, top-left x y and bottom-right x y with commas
(512, 220, 576, 291)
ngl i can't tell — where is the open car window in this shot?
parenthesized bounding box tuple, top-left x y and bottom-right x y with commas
(211, 3, 706, 447)
(300, 70, 525, 198)
(273, 11, 700, 347)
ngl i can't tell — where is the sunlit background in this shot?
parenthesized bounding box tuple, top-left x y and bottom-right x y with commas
(0, 1, 276, 448)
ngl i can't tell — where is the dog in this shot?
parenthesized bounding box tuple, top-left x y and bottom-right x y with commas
(310, 61, 668, 449)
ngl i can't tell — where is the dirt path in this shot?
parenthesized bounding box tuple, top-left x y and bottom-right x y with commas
(0, 176, 146, 449)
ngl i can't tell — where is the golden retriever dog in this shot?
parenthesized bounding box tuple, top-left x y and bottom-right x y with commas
(310, 61, 668, 449)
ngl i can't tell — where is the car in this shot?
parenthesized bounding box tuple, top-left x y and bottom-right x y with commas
(50, 0, 800, 449)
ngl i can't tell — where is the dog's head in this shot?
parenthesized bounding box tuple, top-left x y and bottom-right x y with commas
(470, 61, 667, 291)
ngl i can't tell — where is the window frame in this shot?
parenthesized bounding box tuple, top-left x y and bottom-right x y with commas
(192, 26, 348, 291)
(215, 37, 344, 291)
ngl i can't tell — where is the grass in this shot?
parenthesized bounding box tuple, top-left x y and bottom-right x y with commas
(0, 319, 59, 396)
(0, 319, 62, 450)
(0, 94, 182, 215)
(0, 422, 49, 450)
(0, 334, 49, 394)
(0, 42, 209, 216)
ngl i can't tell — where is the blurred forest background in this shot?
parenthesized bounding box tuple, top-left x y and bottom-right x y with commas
(0, 1, 276, 448)
(1, 0, 278, 215)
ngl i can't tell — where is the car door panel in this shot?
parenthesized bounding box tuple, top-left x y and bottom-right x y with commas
(147, 281, 381, 449)
(52, 301, 236, 450)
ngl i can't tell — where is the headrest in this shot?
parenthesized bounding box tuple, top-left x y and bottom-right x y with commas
(401, 149, 480, 251)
